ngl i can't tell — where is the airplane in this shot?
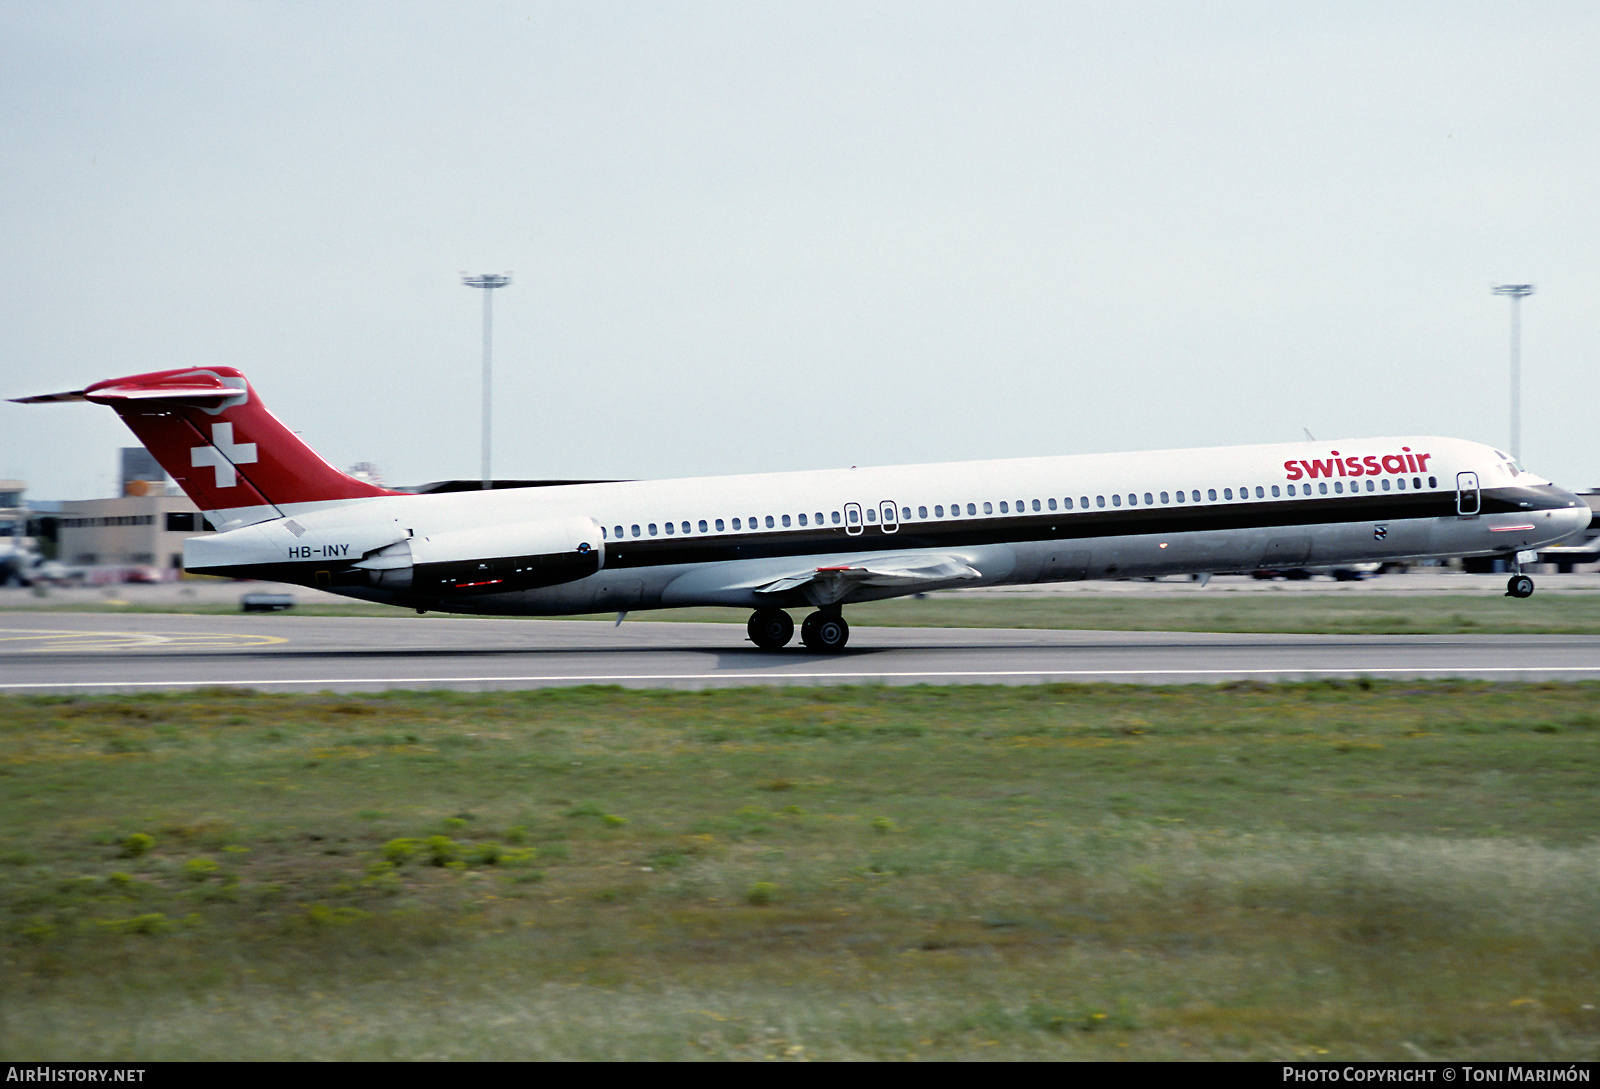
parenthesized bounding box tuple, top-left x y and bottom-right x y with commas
(14, 366, 1592, 650)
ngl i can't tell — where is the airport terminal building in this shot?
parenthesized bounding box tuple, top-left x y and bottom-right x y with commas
(50, 448, 213, 575)
(55, 494, 211, 571)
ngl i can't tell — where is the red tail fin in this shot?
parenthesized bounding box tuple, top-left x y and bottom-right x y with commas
(21, 367, 402, 518)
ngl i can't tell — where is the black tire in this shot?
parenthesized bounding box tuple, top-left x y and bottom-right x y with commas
(1506, 574, 1535, 599)
(748, 608, 794, 649)
(800, 611, 849, 652)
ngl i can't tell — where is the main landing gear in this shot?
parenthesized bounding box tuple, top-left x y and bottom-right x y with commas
(748, 608, 794, 649)
(747, 607, 851, 652)
(800, 609, 850, 652)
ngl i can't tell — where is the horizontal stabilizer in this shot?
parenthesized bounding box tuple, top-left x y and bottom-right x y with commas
(12, 372, 244, 406)
(10, 390, 90, 404)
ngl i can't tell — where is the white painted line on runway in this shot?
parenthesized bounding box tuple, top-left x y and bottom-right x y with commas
(5, 665, 1600, 691)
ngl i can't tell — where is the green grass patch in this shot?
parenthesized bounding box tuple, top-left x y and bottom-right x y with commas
(2, 682, 1598, 1059)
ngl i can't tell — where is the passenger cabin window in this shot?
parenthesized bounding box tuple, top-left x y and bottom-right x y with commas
(1223, 488, 1232, 500)
(648, 524, 658, 536)
(1096, 495, 1106, 508)
(902, 507, 912, 520)
(999, 501, 1008, 513)
(1160, 492, 1169, 504)
(918, 506, 928, 519)
(1112, 494, 1122, 507)
(631, 524, 641, 538)
(781, 514, 791, 527)
(715, 519, 725, 531)
(798, 513, 807, 526)
(967, 503, 976, 515)
(614, 525, 624, 538)
(1207, 489, 1217, 501)
(664, 522, 674, 535)
(832, 511, 842, 524)
(934, 505, 944, 517)
(1048, 498, 1057, 511)
(1143, 493, 1153, 505)
(699, 520, 709, 532)
(848, 509, 858, 524)
(766, 515, 775, 528)
(982, 502, 993, 514)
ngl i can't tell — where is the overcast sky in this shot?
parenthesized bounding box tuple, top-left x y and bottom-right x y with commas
(3, 1, 1596, 501)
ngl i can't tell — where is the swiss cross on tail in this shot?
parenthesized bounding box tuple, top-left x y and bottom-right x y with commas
(191, 422, 258, 488)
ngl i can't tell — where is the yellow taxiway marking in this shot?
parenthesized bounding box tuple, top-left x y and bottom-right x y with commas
(0, 629, 288, 652)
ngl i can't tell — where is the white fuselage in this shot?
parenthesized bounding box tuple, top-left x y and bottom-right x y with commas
(185, 435, 1592, 616)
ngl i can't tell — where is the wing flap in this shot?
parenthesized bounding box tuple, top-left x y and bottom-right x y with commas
(754, 556, 980, 604)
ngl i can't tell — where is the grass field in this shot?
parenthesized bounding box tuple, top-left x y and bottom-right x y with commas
(12, 587, 1600, 634)
(3, 682, 1598, 1060)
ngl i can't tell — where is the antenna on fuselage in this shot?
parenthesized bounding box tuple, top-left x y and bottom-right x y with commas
(1303, 428, 1316, 442)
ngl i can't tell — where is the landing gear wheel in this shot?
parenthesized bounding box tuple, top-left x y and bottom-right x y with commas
(748, 608, 794, 649)
(1506, 574, 1535, 599)
(800, 611, 850, 652)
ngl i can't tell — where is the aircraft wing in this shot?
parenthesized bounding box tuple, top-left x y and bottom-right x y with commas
(753, 556, 980, 605)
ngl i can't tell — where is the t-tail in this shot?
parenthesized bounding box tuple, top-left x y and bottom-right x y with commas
(12, 367, 404, 529)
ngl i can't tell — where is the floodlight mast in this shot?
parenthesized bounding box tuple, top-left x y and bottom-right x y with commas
(462, 273, 512, 490)
(1491, 284, 1534, 463)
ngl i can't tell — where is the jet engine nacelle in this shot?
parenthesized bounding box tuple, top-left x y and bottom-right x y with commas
(387, 517, 604, 597)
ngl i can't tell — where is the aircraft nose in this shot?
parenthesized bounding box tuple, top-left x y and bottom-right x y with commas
(1568, 502, 1594, 538)
(1554, 489, 1593, 542)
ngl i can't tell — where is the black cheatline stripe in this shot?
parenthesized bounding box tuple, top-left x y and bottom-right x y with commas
(600, 486, 1567, 572)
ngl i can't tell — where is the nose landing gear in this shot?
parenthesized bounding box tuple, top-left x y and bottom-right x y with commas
(1505, 553, 1535, 599)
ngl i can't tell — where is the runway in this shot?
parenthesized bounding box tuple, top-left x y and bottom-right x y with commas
(3, 612, 1599, 694)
